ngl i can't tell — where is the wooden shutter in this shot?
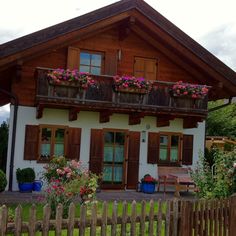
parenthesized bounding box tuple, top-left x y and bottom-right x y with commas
(24, 125, 39, 160)
(67, 46, 80, 70)
(89, 129, 103, 175)
(147, 132, 159, 164)
(182, 135, 194, 165)
(127, 131, 140, 189)
(104, 50, 117, 75)
(67, 128, 81, 160)
(134, 57, 157, 81)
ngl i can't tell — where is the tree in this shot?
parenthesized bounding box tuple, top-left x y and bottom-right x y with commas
(0, 121, 9, 172)
(206, 100, 236, 138)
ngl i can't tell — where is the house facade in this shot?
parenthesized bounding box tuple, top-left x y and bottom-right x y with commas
(1, 0, 236, 191)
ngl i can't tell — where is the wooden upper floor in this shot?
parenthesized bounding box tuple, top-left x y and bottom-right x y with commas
(0, 0, 235, 115)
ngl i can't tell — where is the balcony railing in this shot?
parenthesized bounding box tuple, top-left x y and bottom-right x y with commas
(35, 68, 208, 117)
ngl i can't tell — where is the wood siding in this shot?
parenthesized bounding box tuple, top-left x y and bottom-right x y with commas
(12, 28, 198, 106)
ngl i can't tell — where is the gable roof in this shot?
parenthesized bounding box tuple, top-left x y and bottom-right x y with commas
(0, 0, 236, 93)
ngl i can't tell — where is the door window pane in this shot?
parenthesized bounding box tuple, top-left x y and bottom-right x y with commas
(103, 165, 112, 182)
(104, 146, 113, 162)
(40, 128, 51, 159)
(115, 146, 124, 163)
(114, 166, 123, 182)
(90, 67, 101, 75)
(104, 132, 114, 144)
(115, 132, 125, 145)
(80, 65, 90, 73)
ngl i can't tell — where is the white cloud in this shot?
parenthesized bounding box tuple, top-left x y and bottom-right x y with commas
(0, 104, 10, 124)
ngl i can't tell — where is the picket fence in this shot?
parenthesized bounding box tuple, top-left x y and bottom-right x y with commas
(1, 195, 236, 236)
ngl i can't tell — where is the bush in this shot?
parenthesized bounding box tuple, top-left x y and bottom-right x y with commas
(0, 170, 7, 192)
(191, 149, 236, 199)
(16, 168, 36, 183)
(43, 156, 99, 218)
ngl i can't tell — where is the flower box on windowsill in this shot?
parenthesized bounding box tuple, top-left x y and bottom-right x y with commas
(115, 88, 148, 94)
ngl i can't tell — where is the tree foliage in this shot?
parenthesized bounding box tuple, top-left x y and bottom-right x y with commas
(206, 100, 236, 138)
(0, 121, 8, 172)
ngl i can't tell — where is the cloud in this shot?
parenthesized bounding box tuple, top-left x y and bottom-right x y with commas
(0, 104, 10, 123)
(199, 23, 236, 71)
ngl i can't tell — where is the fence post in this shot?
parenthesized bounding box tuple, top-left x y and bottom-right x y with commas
(179, 201, 193, 236)
(229, 194, 236, 236)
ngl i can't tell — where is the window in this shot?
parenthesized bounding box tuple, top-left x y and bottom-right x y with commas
(80, 51, 103, 75)
(159, 133, 181, 164)
(134, 57, 157, 81)
(39, 125, 68, 162)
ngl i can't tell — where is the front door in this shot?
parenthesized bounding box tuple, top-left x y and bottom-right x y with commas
(102, 130, 127, 189)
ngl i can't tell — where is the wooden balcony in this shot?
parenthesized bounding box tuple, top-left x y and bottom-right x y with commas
(35, 68, 209, 127)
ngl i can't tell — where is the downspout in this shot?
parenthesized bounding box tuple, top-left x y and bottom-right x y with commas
(0, 88, 18, 191)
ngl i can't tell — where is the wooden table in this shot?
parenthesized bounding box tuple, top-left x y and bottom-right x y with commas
(168, 174, 195, 197)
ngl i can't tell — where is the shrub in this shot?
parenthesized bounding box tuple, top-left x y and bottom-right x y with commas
(191, 149, 236, 199)
(0, 170, 7, 192)
(43, 156, 98, 218)
(16, 168, 36, 183)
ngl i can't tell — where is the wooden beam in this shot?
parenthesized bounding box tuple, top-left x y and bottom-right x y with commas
(36, 104, 44, 119)
(69, 107, 80, 121)
(129, 112, 144, 125)
(99, 110, 112, 123)
(183, 117, 203, 129)
(156, 115, 175, 127)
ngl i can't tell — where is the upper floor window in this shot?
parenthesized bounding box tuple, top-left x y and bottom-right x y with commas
(80, 51, 104, 75)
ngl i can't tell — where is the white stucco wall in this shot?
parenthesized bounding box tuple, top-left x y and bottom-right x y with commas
(6, 105, 205, 190)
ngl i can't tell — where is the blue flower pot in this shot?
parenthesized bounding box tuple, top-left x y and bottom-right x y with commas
(33, 180, 43, 191)
(18, 183, 33, 192)
(142, 183, 155, 193)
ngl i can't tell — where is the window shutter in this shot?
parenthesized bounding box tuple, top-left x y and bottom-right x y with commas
(89, 129, 103, 175)
(67, 127, 81, 160)
(127, 131, 140, 189)
(182, 134, 194, 165)
(67, 46, 80, 70)
(24, 125, 39, 160)
(104, 50, 117, 75)
(147, 132, 159, 164)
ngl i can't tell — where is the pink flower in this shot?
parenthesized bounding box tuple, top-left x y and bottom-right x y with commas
(233, 163, 236, 168)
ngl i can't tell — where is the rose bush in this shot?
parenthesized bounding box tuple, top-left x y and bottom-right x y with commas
(43, 156, 98, 218)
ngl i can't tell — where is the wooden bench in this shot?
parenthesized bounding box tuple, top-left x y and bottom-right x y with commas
(157, 166, 196, 197)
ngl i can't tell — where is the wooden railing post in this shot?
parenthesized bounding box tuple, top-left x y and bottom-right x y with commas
(229, 194, 236, 236)
(179, 201, 193, 236)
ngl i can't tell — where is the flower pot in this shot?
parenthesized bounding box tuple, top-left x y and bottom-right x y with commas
(18, 182, 34, 192)
(115, 88, 148, 94)
(33, 180, 43, 192)
(142, 182, 156, 193)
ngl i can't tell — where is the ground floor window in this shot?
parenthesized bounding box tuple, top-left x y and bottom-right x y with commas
(159, 133, 181, 164)
(39, 125, 67, 162)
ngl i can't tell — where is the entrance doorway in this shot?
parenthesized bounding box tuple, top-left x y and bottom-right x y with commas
(102, 130, 127, 189)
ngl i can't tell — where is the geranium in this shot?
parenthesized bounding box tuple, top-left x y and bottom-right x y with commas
(47, 68, 97, 89)
(170, 81, 209, 99)
(113, 75, 153, 93)
(141, 174, 157, 184)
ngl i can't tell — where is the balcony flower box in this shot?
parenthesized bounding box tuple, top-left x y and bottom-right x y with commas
(47, 68, 97, 90)
(113, 75, 153, 94)
(170, 81, 209, 99)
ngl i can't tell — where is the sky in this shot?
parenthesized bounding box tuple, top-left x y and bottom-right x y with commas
(0, 0, 236, 123)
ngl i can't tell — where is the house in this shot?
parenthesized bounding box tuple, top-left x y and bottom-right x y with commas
(0, 0, 236, 191)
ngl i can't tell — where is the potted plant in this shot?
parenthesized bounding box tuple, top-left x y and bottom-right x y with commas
(141, 174, 157, 193)
(0, 170, 7, 192)
(16, 167, 36, 192)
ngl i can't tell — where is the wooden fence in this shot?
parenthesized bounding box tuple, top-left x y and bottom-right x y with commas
(1, 195, 236, 236)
